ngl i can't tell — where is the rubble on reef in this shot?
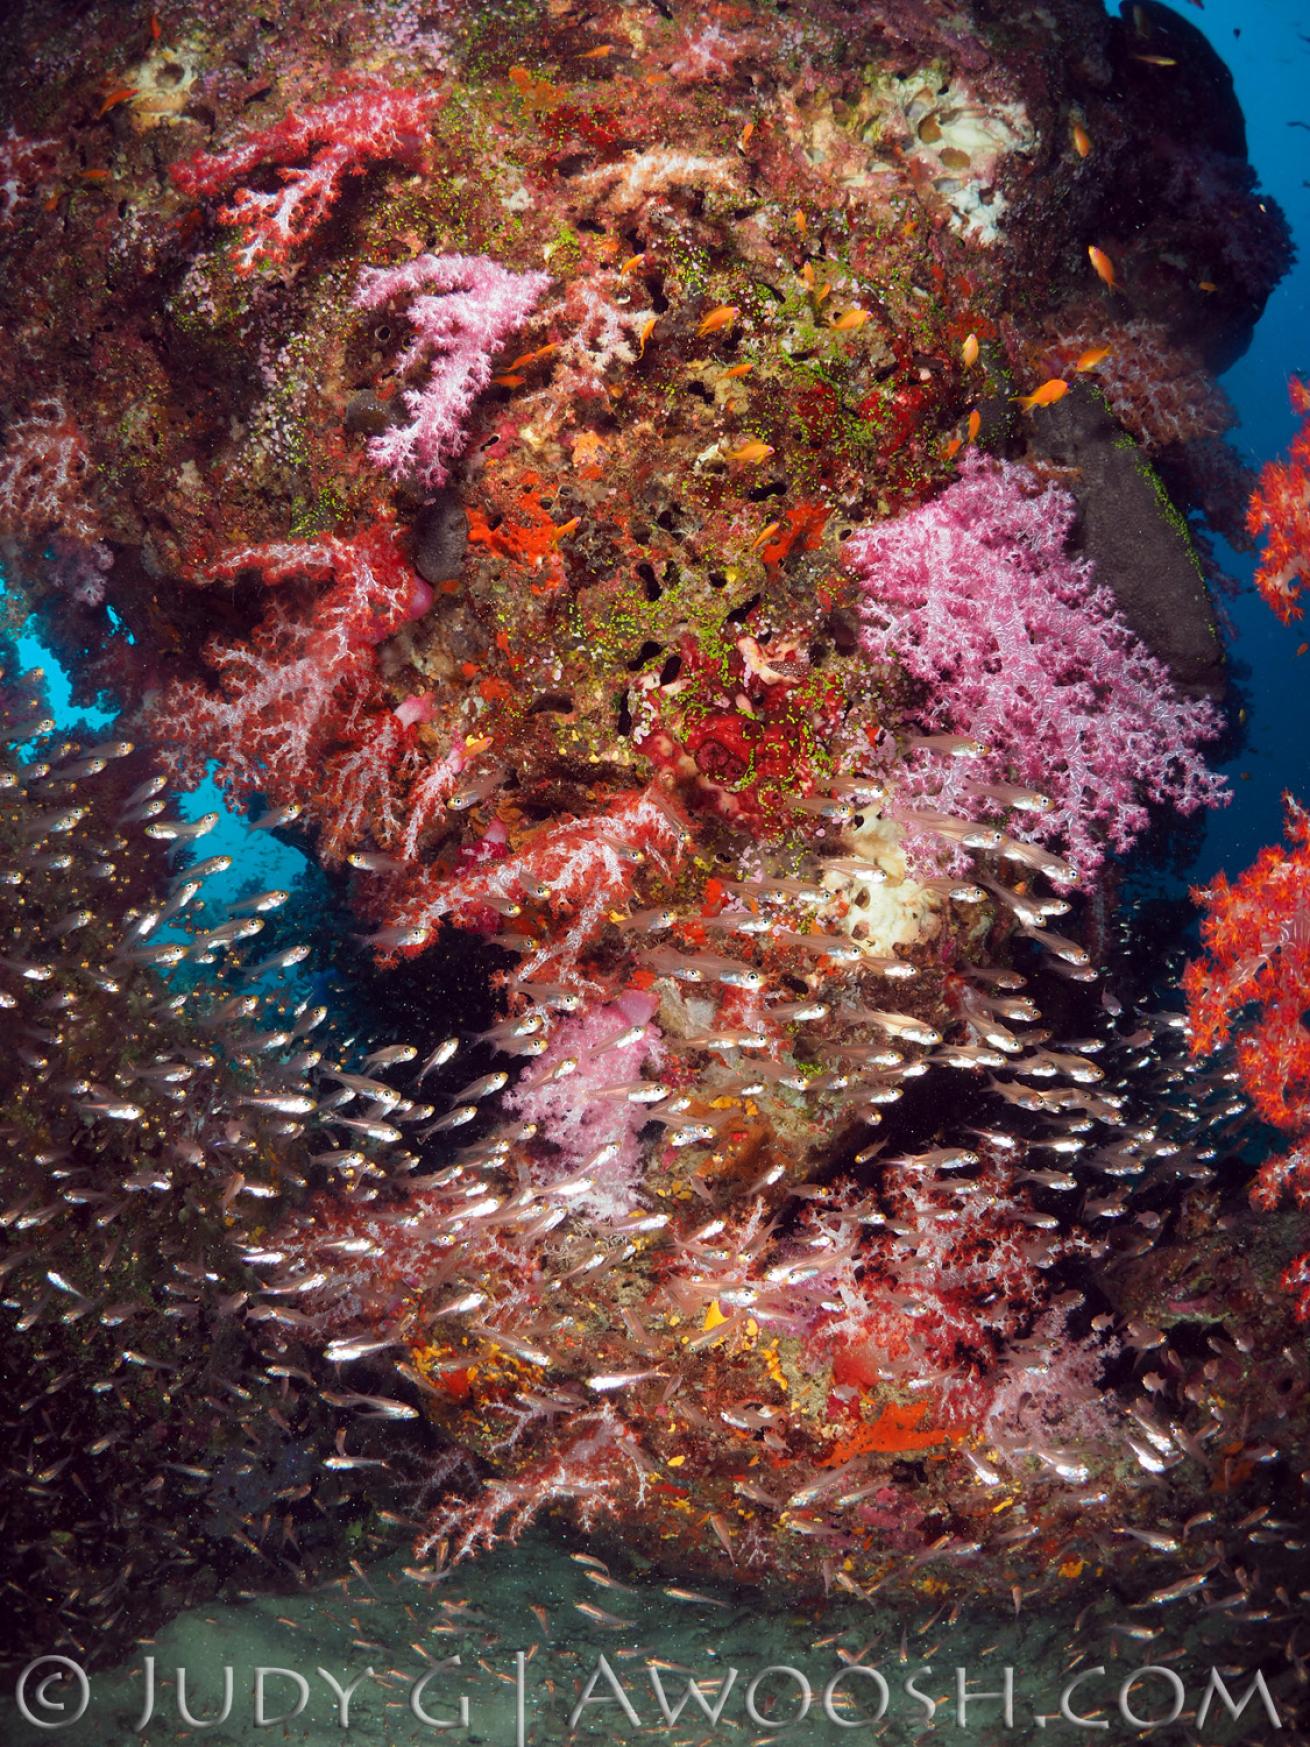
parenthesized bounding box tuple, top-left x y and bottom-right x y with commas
(1, 0, 1308, 1717)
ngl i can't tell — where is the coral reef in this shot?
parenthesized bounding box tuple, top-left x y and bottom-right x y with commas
(0, 0, 1305, 1699)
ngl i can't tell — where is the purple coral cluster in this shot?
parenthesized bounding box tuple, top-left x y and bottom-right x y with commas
(847, 453, 1228, 881)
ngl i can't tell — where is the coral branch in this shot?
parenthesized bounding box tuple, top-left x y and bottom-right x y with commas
(171, 86, 438, 273)
(1247, 378, 1310, 623)
(355, 253, 550, 487)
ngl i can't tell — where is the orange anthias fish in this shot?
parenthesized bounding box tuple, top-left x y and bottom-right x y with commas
(697, 304, 739, 337)
(961, 332, 979, 366)
(721, 362, 753, 379)
(831, 308, 870, 331)
(637, 316, 657, 357)
(97, 86, 140, 117)
(504, 343, 557, 372)
(1014, 378, 1069, 413)
(1074, 345, 1111, 372)
(1071, 122, 1092, 158)
(966, 408, 982, 441)
(726, 440, 775, 464)
(1087, 245, 1117, 290)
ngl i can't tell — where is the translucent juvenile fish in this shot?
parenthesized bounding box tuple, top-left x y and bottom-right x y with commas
(417, 1038, 460, 1080)
(145, 811, 219, 842)
(363, 1043, 418, 1070)
(251, 804, 302, 830)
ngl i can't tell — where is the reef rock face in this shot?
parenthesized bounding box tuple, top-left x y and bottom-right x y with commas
(1028, 382, 1225, 700)
(1, 0, 1303, 1678)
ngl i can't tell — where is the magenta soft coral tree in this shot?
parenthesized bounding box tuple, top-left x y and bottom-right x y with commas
(847, 452, 1228, 882)
(354, 254, 552, 488)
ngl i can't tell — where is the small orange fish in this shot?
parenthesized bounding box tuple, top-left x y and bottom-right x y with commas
(697, 304, 739, 337)
(726, 440, 775, 464)
(944, 436, 963, 460)
(1071, 122, 1092, 159)
(97, 86, 139, 117)
(738, 120, 755, 152)
(637, 315, 657, 357)
(150, 12, 160, 39)
(1297, 642, 1308, 657)
(1074, 345, 1111, 371)
(721, 362, 753, 379)
(504, 343, 557, 371)
(961, 332, 979, 366)
(966, 408, 981, 442)
(793, 209, 807, 235)
(831, 308, 870, 331)
(491, 373, 525, 388)
(551, 517, 580, 542)
(578, 43, 615, 59)
(1014, 378, 1069, 413)
(814, 282, 831, 305)
(1132, 52, 1176, 66)
(750, 520, 782, 550)
(80, 168, 112, 183)
(1087, 245, 1117, 291)
(620, 253, 645, 276)
(1198, 280, 1217, 293)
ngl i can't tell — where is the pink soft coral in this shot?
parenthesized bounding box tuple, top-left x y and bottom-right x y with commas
(354, 253, 550, 487)
(847, 452, 1227, 882)
(1029, 309, 1233, 453)
(170, 86, 438, 274)
(504, 990, 665, 1219)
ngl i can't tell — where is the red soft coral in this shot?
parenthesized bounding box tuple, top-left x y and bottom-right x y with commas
(147, 526, 439, 861)
(170, 86, 438, 273)
(1184, 795, 1310, 1133)
(1247, 377, 1310, 623)
(379, 785, 691, 982)
(1183, 795, 1310, 1317)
